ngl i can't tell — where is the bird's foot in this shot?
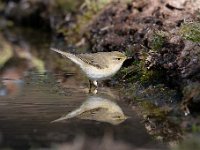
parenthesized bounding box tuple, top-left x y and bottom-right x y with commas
(89, 80, 98, 94)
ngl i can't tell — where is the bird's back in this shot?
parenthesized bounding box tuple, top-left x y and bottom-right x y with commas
(77, 52, 109, 69)
(51, 48, 110, 69)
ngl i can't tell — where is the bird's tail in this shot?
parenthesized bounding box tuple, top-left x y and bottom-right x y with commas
(51, 115, 70, 123)
(51, 48, 83, 67)
(51, 108, 83, 123)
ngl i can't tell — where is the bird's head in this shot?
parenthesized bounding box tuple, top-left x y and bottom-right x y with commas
(110, 51, 127, 64)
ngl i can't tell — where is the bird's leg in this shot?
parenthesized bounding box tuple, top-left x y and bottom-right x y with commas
(93, 80, 98, 88)
(89, 80, 93, 93)
(89, 80, 98, 93)
(92, 80, 98, 94)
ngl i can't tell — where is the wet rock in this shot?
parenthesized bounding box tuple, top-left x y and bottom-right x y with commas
(181, 82, 200, 115)
(121, 83, 183, 143)
(177, 41, 200, 80)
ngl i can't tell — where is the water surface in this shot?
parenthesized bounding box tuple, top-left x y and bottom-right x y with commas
(0, 28, 168, 150)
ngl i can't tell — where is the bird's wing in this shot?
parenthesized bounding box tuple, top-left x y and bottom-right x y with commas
(77, 53, 109, 69)
(78, 107, 108, 118)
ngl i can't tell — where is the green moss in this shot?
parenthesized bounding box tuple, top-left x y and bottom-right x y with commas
(55, 0, 83, 12)
(151, 31, 165, 51)
(119, 57, 165, 85)
(180, 22, 200, 42)
(140, 69, 155, 84)
(126, 82, 177, 106)
(118, 61, 139, 80)
(118, 48, 165, 84)
(192, 124, 200, 133)
(86, 0, 112, 12)
(138, 100, 168, 119)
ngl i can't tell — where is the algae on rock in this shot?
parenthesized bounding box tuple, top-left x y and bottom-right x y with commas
(180, 22, 200, 43)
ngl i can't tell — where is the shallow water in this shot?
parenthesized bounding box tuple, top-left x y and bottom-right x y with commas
(0, 28, 168, 150)
(0, 73, 168, 150)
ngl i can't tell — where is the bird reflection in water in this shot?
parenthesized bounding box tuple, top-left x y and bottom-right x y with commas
(52, 95, 128, 125)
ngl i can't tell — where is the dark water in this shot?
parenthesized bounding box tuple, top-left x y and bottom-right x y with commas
(0, 73, 168, 150)
(0, 28, 168, 150)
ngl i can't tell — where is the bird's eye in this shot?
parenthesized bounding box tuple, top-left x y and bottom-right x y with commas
(116, 58, 121, 60)
(113, 115, 121, 119)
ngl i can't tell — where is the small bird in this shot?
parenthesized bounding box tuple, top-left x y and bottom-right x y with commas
(51, 95, 128, 125)
(51, 48, 127, 92)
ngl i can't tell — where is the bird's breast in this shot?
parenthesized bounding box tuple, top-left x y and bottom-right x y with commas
(82, 63, 122, 80)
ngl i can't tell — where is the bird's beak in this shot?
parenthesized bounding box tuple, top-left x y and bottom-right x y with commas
(123, 115, 131, 120)
(127, 56, 132, 59)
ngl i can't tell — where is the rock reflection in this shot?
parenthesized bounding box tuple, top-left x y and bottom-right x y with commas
(52, 95, 128, 125)
(0, 68, 24, 96)
(0, 78, 24, 96)
(0, 30, 47, 96)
